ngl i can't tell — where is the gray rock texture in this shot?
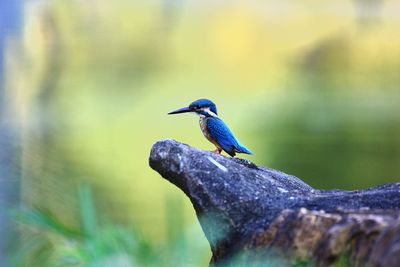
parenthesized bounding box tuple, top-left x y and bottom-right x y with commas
(149, 139, 400, 266)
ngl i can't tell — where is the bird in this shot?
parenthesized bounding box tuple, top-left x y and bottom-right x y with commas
(168, 99, 253, 157)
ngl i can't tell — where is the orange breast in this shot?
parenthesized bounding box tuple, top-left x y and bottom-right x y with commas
(199, 118, 221, 149)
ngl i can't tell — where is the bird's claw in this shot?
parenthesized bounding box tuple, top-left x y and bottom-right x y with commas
(213, 148, 222, 154)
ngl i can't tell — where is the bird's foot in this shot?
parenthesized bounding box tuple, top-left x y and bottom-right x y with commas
(212, 148, 222, 154)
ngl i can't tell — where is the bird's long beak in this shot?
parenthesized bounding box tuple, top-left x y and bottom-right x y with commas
(168, 106, 192, 115)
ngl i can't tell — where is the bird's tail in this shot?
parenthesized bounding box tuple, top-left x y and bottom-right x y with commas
(235, 143, 253, 155)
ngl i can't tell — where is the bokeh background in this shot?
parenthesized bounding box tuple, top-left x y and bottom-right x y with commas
(1, 0, 399, 266)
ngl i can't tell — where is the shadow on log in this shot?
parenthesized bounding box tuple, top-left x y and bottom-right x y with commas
(149, 139, 400, 267)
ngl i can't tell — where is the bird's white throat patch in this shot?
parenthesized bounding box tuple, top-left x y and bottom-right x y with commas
(198, 107, 217, 117)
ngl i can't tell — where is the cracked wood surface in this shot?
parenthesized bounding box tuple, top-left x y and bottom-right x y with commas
(149, 139, 400, 266)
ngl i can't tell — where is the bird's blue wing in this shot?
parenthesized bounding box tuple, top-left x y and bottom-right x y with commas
(206, 117, 240, 156)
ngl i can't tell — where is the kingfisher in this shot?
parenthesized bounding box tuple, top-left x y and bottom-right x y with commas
(168, 99, 253, 157)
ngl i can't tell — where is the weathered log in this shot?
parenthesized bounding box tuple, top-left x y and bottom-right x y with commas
(149, 139, 400, 266)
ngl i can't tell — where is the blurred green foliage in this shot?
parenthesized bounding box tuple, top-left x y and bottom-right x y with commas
(11, 184, 208, 267)
(2, 0, 400, 266)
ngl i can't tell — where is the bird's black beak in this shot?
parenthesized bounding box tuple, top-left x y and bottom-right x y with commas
(168, 106, 192, 115)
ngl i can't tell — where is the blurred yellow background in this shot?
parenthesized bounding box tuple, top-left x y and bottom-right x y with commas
(2, 0, 400, 265)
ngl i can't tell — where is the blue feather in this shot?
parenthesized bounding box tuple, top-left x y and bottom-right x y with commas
(235, 143, 253, 155)
(206, 117, 253, 157)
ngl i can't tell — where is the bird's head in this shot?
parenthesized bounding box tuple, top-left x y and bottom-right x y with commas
(168, 99, 218, 117)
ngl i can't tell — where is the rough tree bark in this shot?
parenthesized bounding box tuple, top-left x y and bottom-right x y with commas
(149, 139, 400, 267)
